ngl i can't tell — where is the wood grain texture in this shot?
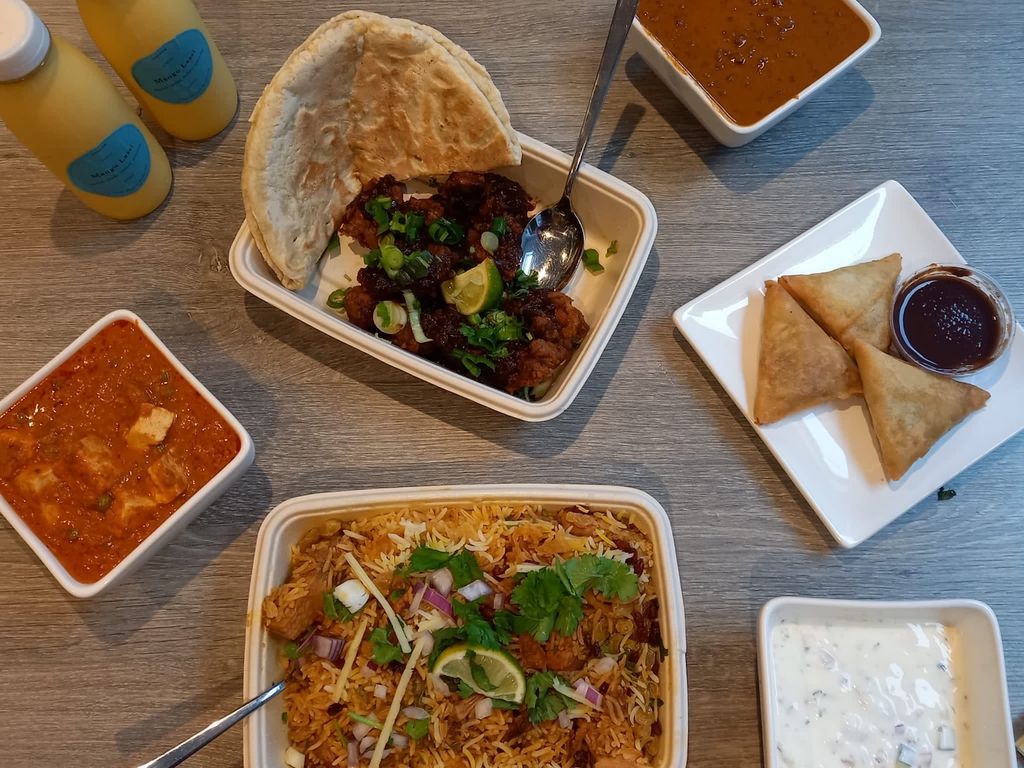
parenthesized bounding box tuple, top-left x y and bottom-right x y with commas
(1, 1, 1023, 766)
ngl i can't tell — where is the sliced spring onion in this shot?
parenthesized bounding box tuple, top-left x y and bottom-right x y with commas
(402, 290, 432, 344)
(310, 635, 345, 662)
(344, 552, 412, 653)
(285, 746, 306, 768)
(373, 301, 407, 335)
(421, 586, 453, 617)
(582, 248, 604, 274)
(368, 635, 428, 768)
(326, 288, 349, 310)
(380, 244, 405, 277)
(349, 712, 385, 729)
(430, 568, 454, 597)
(489, 216, 507, 236)
(457, 579, 492, 602)
(427, 217, 465, 245)
(480, 230, 499, 255)
(365, 196, 393, 233)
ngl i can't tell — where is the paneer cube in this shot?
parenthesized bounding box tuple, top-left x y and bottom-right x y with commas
(126, 404, 176, 450)
(0, 429, 35, 480)
(69, 434, 121, 491)
(146, 453, 188, 504)
(110, 493, 157, 531)
(13, 463, 60, 497)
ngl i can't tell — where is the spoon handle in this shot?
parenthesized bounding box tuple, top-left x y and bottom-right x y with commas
(562, 0, 641, 200)
(135, 680, 286, 768)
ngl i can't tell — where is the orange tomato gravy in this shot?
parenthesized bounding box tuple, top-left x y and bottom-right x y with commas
(638, 0, 871, 126)
(0, 320, 241, 583)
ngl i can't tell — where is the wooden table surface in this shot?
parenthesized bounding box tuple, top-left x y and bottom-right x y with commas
(2, 1, 1022, 766)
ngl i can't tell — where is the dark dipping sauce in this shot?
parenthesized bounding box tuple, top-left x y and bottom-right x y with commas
(893, 273, 1002, 372)
(637, 0, 872, 126)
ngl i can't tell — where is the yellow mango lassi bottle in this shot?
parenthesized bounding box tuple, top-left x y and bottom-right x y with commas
(77, 0, 237, 141)
(0, 0, 171, 219)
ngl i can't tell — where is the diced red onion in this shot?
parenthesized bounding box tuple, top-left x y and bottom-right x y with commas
(417, 631, 435, 656)
(493, 592, 504, 610)
(574, 678, 603, 708)
(421, 586, 453, 617)
(347, 741, 359, 768)
(428, 673, 451, 697)
(360, 663, 376, 679)
(474, 697, 493, 720)
(430, 568, 454, 596)
(592, 656, 616, 676)
(558, 710, 571, 729)
(352, 722, 372, 741)
(402, 706, 429, 720)
(458, 579, 492, 602)
(390, 732, 409, 749)
(310, 635, 345, 662)
(406, 582, 426, 617)
(373, 684, 388, 699)
(359, 735, 377, 755)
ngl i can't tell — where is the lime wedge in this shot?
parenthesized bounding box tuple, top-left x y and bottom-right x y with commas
(429, 642, 525, 703)
(441, 258, 503, 315)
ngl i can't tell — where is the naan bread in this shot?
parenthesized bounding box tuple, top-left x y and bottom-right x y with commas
(242, 11, 522, 290)
(754, 281, 862, 425)
(853, 340, 990, 481)
(780, 253, 902, 352)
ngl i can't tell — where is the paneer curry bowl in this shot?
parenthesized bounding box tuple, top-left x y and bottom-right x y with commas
(0, 311, 254, 597)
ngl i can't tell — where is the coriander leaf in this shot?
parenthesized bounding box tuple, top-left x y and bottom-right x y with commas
(524, 672, 574, 724)
(370, 627, 404, 666)
(509, 269, 540, 298)
(405, 718, 429, 740)
(407, 546, 451, 573)
(284, 641, 301, 660)
(467, 650, 496, 691)
(323, 592, 354, 623)
(491, 699, 519, 710)
(511, 569, 578, 643)
(561, 554, 638, 602)
(446, 550, 484, 588)
(552, 593, 585, 638)
(427, 626, 465, 669)
(452, 598, 510, 649)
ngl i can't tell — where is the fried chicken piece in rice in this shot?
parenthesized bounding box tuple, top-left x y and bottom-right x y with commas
(339, 175, 405, 249)
(342, 285, 377, 331)
(518, 633, 589, 672)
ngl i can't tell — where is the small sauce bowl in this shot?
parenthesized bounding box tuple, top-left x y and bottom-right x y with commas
(890, 264, 1015, 377)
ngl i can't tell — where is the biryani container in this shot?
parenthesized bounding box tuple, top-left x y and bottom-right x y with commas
(0, 309, 254, 598)
(243, 484, 688, 767)
(229, 133, 657, 422)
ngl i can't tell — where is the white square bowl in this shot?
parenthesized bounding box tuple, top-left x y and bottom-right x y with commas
(673, 180, 1024, 548)
(229, 132, 657, 421)
(243, 484, 688, 768)
(0, 310, 255, 598)
(758, 597, 1015, 768)
(630, 1, 881, 147)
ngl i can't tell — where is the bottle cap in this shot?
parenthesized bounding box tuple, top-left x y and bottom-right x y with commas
(0, 0, 50, 83)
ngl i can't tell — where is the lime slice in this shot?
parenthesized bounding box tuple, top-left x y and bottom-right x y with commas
(441, 258, 503, 315)
(429, 642, 526, 703)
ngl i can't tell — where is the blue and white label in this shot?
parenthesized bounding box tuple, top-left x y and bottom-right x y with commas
(67, 124, 151, 197)
(130, 28, 213, 105)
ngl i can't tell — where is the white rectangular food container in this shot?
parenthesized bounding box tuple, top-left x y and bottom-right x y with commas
(758, 597, 1015, 768)
(0, 310, 255, 598)
(630, 1, 881, 147)
(229, 132, 657, 421)
(243, 484, 688, 768)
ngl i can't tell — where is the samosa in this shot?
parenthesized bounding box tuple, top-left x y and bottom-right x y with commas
(780, 253, 902, 352)
(853, 340, 990, 481)
(754, 281, 862, 425)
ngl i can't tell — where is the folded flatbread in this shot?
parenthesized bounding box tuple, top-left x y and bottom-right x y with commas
(853, 340, 990, 481)
(754, 281, 862, 425)
(242, 11, 522, 290)
(780, 253, 902, 352)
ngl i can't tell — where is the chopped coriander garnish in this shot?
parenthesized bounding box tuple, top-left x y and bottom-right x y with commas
(582, 248, 604, 274)
(326, 288, 348, 310)
(370, 627, 404, 665)
(489, 216, 508, 236)
(323, 592, 354, 623)
(407, 546, 483, 587)
(937, 486, 957, 501)
(508, 269, 540, 298)
(452, 598, 510, 649)
(453, 349, 495, 377)
(524, 672, 575, 724)
(405, 717, 429, 740)
(364, 196, 394, 233)
(284, 641, 301, 660)
(428, 217, 465, 245)
(389, 211, 425, 240)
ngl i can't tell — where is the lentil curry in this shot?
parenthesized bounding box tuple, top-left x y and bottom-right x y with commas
(0, 320, 241, 583)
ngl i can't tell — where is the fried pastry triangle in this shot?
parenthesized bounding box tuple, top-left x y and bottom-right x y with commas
(853, 340, 990, 481)
(754, 281, 862, 425)
(780, 253, 902, 352)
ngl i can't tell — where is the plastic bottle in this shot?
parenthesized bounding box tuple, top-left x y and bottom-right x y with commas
(77, 0, 238, 141)
(0, 0, 172, 220)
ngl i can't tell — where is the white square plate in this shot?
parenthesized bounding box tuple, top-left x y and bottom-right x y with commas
(229, 133, 657, 422)
(243, 484, 688, 768)
(758, 597, 1015, 768)
(673, 180, 1024, 548)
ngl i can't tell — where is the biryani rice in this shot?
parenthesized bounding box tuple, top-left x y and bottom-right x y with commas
(262, 502, 665, 767)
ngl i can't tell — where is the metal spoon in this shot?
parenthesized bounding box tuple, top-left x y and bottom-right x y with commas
(520, 0, 640, 290)
(135, 680, 285, 768)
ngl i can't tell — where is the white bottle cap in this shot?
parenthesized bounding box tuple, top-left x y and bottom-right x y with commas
(0, 0, 50, 83)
